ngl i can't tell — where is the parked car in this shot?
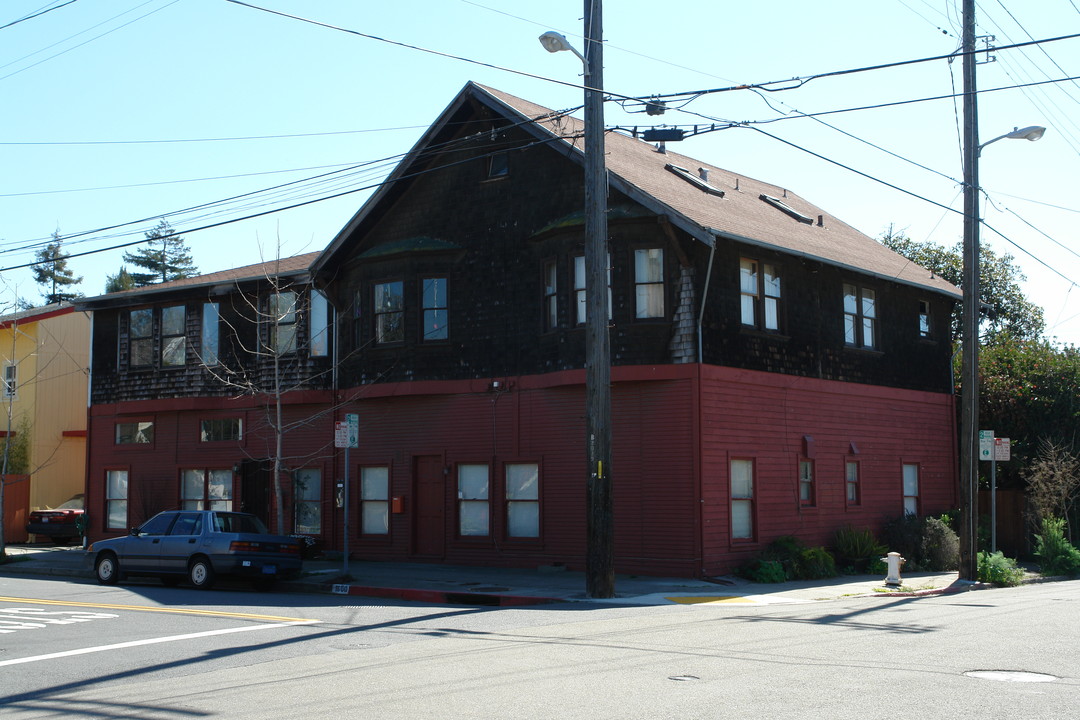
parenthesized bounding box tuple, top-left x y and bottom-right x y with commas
(87, 510, 303, 591)
(26, 494, 85, 544)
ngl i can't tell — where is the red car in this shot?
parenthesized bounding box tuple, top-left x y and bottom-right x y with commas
(26, 494, 85, 544)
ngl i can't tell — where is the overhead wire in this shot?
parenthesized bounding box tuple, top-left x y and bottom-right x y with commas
(0, 0, 79, 31)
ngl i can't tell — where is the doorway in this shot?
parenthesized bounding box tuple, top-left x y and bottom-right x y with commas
(413, 455, 445, 557)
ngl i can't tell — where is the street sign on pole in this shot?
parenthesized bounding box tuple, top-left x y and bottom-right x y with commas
(345, 413, 359, 449)
(994, 438, 1011, 462)
(979, 430, 994, 461)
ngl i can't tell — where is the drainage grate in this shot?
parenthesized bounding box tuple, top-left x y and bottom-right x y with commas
(965, 670, 1057, 683)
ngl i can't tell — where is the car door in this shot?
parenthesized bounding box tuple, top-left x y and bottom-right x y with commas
(121, 512, 176, 572)
(157, 512, 204, 573)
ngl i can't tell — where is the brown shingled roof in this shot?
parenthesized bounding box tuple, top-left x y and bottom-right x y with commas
(475, 84, 959, 298)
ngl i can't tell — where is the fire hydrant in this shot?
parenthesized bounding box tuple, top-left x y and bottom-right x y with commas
(883, 551, 905, 587)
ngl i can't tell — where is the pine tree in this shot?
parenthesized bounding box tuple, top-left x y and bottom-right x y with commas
(31, 231, 82, 305)
(104, 266, 136, 293)
(122, 219, 198, 286)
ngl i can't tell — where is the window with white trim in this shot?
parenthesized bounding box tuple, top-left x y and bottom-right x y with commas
(903, 464, 919, 515)
(3, 364, 15, 399)
(731, 459, 755, 540)
(844, 284, 877, 349)
(422, 277, 448, 341)
(846, 461, 860, 505)
(106, 469, 128, 530)
(740, 258, 781, 330)
(799, 460, 814, 506)
(574, 254, 611, 325)
(458, 464, 489, 537)
(635, 248, 665, 319)
(161, 305, 186, 366)
(506, 463, 539, 538)
(361, 466, 389, 535)
(181, 468, 233, 511)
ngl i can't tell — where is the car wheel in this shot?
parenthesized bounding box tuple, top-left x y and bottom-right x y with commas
(188, 557, 216, 590)
(95, 553, 120, 586)
(160, 576, 182, 588)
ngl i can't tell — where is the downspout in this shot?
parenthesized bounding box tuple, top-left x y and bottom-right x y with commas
(696, 234, 718, 364)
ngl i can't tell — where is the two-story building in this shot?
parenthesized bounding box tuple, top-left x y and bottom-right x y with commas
(80, 83, 960, 577)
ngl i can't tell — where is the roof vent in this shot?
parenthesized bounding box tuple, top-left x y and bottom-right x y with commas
(759, 194, 814, 224)
(698, 167, 709, 182)
(666, 164, 724, 197)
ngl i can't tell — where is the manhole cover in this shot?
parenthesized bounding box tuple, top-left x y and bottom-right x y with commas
(965, 670, 1057, 683)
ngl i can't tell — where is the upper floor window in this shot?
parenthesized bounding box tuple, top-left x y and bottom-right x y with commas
(202, 303, 219, 366)
(309, 290, 330, 357)
(918, 300, 931, 339)
(269, 291, 297, 355)
(635, 248, 665, 319)
(844, 284, 877, 349)
(374, 281, 404, 344)
(200, 418, 242, 442)
(542, 261, 558, 332)
(740, 258, 781, 330)
(129, 308, 153, 367)
(3, 364, 15, 399)
(574, 254, 611, 325)
(422, 277, 449, 341)
(161, 306, 186, 366)
(486, 151, 509, 179)
(116, 421, 153, 444)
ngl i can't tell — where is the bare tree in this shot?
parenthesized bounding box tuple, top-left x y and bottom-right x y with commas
(1026, 439, 1080, 541)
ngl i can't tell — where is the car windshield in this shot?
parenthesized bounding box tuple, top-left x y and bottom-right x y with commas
(212, 512, 269, 534)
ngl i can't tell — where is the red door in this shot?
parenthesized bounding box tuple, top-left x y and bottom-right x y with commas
(414, 456, 445, 557)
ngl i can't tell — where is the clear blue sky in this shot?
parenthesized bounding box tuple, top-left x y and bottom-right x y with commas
(2, 0, 1078, 345)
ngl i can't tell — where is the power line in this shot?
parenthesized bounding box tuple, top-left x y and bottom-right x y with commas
(0, 126, 429, 147)
(0, 0, 79, 31)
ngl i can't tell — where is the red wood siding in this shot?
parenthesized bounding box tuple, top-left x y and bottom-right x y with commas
(699, 365, 957, 575)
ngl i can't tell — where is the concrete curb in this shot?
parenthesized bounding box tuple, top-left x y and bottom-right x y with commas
(324, 583, 562, 606)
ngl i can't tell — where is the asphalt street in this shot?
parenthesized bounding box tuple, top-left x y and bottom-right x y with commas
(1, 573, 1077, 719)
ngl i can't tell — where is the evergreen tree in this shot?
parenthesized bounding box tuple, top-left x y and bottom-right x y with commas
(122, 219, 198, 286)
(30, 231, 82, 305)
(104, 266, 137, 293)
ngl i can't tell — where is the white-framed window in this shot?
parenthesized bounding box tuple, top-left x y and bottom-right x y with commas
(731, 458, 755, 540)
(269, 291, 298, 355)
(200, 418, 242, 442)
(202, 302, 219, 366)
(458, 464, 489, 537)
(542, 261, 558, 332)
(506, 463, 539, 538)
(799, 460, 814, 506)
(918, 300, 931, 339)
(161, 305, 186, 367)
(309, 290, 329, 357)
(294, 468, 321, 534)
(740, 258, 781, 330)
(903, 463, 919, 515)
(2, 364, 16, 399)
(181, 468, 233, 511)
(844, 284, 877, 349)
(422, 277, 448, 341)
(846, 461, 860, 505)
(487, 151, 509, 179)
(129, 308, 153, 367)
(105, 469, 128, 530)
(115, 421, 153, 445)
(574, 254, 611, 325)
(361, 466, 390, 535)
(635, 248, 665, 319)
(374, 281, 404, 344)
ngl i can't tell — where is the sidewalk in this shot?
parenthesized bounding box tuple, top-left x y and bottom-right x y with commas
(0, 544, 971, 606)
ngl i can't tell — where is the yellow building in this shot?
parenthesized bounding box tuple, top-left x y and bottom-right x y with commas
(1, 303, 90, 524)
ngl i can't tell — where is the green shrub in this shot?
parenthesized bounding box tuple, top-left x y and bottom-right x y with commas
(919, 517, 960, 571)
(1035, 518, 1080, 577)
(834, 526, 887, 572)
(977, 551, 1025, 587)
(882, 514, 924, 568)
(794, 546, 837, 580)
(740, 559, 787, 583)
(761, 535, 804, 579)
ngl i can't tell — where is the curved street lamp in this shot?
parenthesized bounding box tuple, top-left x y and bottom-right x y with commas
(978, 125, 1046, 156)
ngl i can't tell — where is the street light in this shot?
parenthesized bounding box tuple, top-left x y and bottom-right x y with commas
(540, 2, 615, 599)
(978, 125, 1046, 156)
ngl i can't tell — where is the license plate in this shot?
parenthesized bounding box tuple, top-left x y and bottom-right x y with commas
(262, 565, 276, 574)
(41, 518, 49, 523)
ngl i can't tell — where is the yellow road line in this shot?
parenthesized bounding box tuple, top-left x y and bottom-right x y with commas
(0, 596, 319, 623)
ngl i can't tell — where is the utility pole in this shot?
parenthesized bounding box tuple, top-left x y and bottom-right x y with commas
(959, 0, 980, 581)
(583, 0, 614, 598)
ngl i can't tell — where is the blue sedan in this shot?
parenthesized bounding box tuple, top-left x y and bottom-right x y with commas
(87, 510, 303, 590)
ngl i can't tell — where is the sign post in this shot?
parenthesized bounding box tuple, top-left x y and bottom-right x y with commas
(991, 437, 1010, 553)
(335, 414, 360, 575)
